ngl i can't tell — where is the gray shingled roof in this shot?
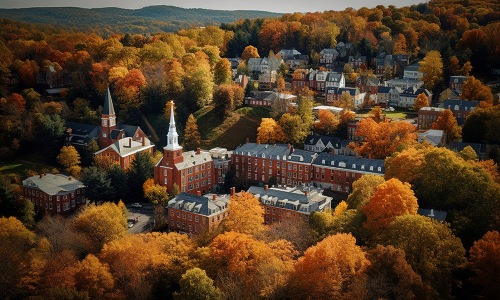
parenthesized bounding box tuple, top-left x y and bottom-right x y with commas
(94, 137, 154, 157)
(248, 186, 332, 214)
(234, 143, 316, 164)
(313, 152, 385, 174)
(103, 87, 115, 115)
(418, 208, 447, 222)
(175, 150, 213, 170)
(22, 174, 85, 195)
(167, 192, 229, 216)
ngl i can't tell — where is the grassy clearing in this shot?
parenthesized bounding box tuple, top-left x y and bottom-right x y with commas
(356, 109, 417, 120)
(0, 153, 57, 177)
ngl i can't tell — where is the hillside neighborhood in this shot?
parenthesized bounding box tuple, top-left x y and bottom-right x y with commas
(1, 0, 499, 299)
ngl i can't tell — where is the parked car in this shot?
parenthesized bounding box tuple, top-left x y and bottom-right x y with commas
(131, 203, 143, 208)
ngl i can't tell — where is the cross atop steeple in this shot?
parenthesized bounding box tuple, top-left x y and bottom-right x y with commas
(165, 101, 182, 151)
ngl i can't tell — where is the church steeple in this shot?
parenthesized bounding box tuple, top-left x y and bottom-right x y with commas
(164, 101, 182, 151)
(99, 87, 117, 148)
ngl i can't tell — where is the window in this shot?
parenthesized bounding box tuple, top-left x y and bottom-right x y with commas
(188, 214, 192, 221)
(49, 203, 52, 209)
(102, 133, 107, 138)
(195, 216, 199, 222)
(170, 210, 174, 216)
(177, 211, 180, 217)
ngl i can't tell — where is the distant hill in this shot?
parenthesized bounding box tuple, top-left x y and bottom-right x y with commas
(0, 6, 281, 35)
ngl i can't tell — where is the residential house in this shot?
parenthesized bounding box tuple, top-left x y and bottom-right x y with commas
(303, 135, 355, 156)
(319, 48, 339, 69)
(384, 63, 424, 90)
(403, 63, 423, 81)
(234, 74, 248, 89)
(325, 72, 345, 89)
(245, 91, 297, 110)
(232, 143, 317, 187)
(94, 137, 154, 170)
(417, 107, 445, 130)
(347, 56, 367, 69)
(291, 69, 308, 91)
(397, 87, 432, 108)
(154, 103, 215, 195)
(449, 76, 467, 94)
(376, 86, 392, 105)
(248, 185, 332, 224)
(166, 192, 229, 235)
(279, 49, 308, 70)
(442, 99, 479, 125)
(22, 173, 85, 216)
(258, 70, 277, 90)
(325, 87, 365, 108)
(312, 152, 385, 194)
(247, 57, 282, 74)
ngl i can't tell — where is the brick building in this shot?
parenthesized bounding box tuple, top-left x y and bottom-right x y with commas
(94, 137, 154, 170)
(417, 107, 445, 130)
(232, 143, 317, 187)
(312, 152, 385, 194)
(21, 173, 86, 215)
(248, 185, 332, 224)
(154, 102, 215, 195)
(166, 192, 229, 235)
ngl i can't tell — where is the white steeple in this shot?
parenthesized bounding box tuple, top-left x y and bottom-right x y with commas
(164, 101, 182, 151)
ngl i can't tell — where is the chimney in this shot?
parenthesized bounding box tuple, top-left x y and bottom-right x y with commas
(288, 144, 291, 150)
(128, 138, 132, 148)
(428, 209, 434, 217)
(212, 194, 217, 201)
(246, 138, 249, 144)
(197, 191, 201, 197)
(230, 187, 235, 196)
(39, 174, 42, 178)
(68, 177, 72, 181)
(330, 147, 335, 155)
(196, 148, 201, 155)
(142, 136, 145, 146)
(264, 184, 268, 190)
(304, 190, 308, 196)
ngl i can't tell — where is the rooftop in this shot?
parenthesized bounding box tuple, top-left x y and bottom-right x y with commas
(167, 192, 229, 216)
(22, 173, 85, 195)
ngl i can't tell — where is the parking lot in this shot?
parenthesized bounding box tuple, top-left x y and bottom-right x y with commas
(127, 203, 154, 234)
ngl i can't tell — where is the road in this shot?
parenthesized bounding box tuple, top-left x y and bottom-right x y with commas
(127, 203, 155, 234)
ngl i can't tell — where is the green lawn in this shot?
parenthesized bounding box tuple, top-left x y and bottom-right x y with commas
(356, 109, 417, 120)
(0, 153, 57, 177)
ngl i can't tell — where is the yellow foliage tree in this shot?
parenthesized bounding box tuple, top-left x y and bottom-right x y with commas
(57, 146, 80, 171)
(257, 118, 286, 144)
(363, 178, 419, 230)
(431, 109, 461, 144)
(419, 50, 443, 90)
(220, 191, 265, 236)
(288, 233, 370, 299)
(314, 109, 340, 135)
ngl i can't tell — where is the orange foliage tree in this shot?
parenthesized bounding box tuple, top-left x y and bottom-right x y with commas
(350, 118, 417, 159)
(460, 76, 494, 106)
(220, 191, 265, 236)
(288, 233, 370, 299)
(469, 230, 500, 299)
(413, 93, 429, 112)
(363, 178, 419, 231)
(431, 109, 461, 144)
(257, 118, 286, 144)
(314, 110, 340, 135)
(241, 45, 260, 62)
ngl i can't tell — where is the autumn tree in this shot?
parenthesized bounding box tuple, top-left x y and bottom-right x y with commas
(333, 91, 355, 110)
(349, 118, 417, 159)
(288, 233, 370, 299)
(213, 84, 235, 117)
(241, 45, 260, 62)
(346, 174, 386, 210)
(382, 215, 466, 297)
(363, 178, 418, 231)
(174, 268, 222, 300)
(0, 217, 37, 299)
(279, 113, 308, 145)
(314, 109, 339, 135)
(203, 232, 295, 299)
(462, 105, 500, 144)
(413, 93, 429, 112)
(460, 76, 494, 106)
(72, 202, 127, 253)
(419, 50, 443, 91)
(183, 114, 201, 151)
(392, 33, 408, 55)
(431, 109, 461, 144)
(114, 68, 147, 115)
(257, 118, 286, 144)
(56, 145, 81, 176)
(143, 179, 169, 205)
(72, 254, 116, 299)
(469, 230, 500, 299)
(366, 245, 429, 300)
(220, 191, 265, 236)
(213, 58, 232, 85)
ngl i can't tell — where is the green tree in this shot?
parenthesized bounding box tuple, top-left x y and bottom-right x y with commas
(279, 113, 308, 146)
(296, 91, 315, 132)
(462, 105, 500, 144)
(183, 114, 201, 151)
(127, 152, 154, 202)
(346, 174, 385, 210)
(174, 268, 222, 300)
(382, 215, 466, 297)
(213, 58, 232, 85)
(419, 50, 443, 91)
(81, 166, 114, 204)
(19, 199, 35, 230)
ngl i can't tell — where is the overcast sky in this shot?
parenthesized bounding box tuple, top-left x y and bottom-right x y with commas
(0, 0, 427, 13)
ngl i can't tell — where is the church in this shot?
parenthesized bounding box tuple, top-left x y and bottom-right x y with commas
(65, 88, 154, 170)
(154, 102, 215, 195)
